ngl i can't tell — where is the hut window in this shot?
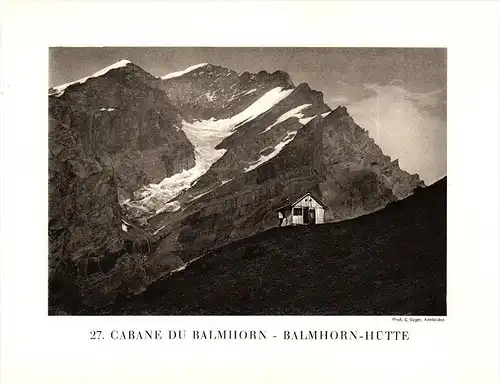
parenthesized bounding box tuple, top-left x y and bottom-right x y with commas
(293, 208, 302, 216)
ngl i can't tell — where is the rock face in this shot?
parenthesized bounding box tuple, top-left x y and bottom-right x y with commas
(48, 117, 125, 310)
(49, 62, 196, 198)
(48, 62, 194, 311)
(48, 60, 424, 313)
(309, 106, 423, 221)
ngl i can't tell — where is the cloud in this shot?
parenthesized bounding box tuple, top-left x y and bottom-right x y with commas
(328, 96, 350, 106)
(346, 83, 447, 185)
(362, 84, 444, 108)
(409, 88, 444, 108)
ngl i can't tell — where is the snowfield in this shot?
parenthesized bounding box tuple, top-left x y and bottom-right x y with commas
(298, 116, 316, 125)
(259, 104, 311, 134)
(321, 111, 331, 118)
(245, 131, 298, 172)
(244, 106, 333, 172)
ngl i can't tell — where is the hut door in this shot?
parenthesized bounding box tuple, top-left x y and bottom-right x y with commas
(303, 207, 310, 224)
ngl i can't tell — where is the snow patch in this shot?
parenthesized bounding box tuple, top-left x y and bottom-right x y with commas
(100, 108, 115, 111)
(49, 60, 132, 97)
(190, 188, 217, 201)
(121, 219, 132, 232)
(152, 225, 166, 235)
(189, 178, 233, 202)
(205, 92, 215, 101)
(155, 201, 181, 215)
(244, 88, 256, 95)
(298, 116, 316, 125)
(161, 63, 208, 80)
(171, 254, 205, 274)
(298, 110, 332, 125)
(226, 87, 294, 130)
(259, 104, 311, 134)
(245, 131, 298, 172)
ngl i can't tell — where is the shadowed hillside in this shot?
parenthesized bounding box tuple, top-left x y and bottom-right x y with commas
(97, 177, 446, 315)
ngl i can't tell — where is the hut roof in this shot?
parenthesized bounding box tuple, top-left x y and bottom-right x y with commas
(276, 192, 328, 211)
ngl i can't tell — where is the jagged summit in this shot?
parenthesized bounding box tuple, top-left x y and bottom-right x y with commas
(161, 63, 209, 80)
(255, 69, 295, 88)
(49, 59, 134, 97)
(161, 63, 295, 86)
(330, 105, 349, 116)
(161, 63, 236, 81)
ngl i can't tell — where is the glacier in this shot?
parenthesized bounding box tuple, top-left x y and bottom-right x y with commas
(124, 87, 294, 218)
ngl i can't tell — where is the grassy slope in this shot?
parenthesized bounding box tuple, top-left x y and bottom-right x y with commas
(107, 177, 446, 315)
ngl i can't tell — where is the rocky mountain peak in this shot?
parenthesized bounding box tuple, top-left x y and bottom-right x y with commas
(161, 63, 238, 83)
(48, 59, 153, 97)
(158, 63, 298, 121)
(293, 83, 326, 105)
(256, 69, 295, 88)
(329, 105, 349, 116)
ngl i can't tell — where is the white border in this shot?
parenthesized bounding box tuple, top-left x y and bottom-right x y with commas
(1, 1, 499, 382)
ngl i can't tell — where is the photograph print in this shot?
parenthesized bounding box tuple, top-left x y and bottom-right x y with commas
(48, 47, 447, 315)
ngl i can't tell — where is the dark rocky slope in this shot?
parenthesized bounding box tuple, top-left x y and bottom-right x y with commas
(100, 177, 446, 315)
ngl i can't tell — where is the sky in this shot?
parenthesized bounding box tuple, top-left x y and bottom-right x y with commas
(49, 47, 446, 185)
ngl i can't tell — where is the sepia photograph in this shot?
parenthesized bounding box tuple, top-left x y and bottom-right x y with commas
(48, 47, 447, 316)
(3, 2, 500, 382)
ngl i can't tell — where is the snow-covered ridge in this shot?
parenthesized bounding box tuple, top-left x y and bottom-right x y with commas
(259, 106, 332, 135)
(245, 131, 298, 172)
(298, 111, 332, 125)
(245, 108, 333, 172)
(161, 63, 208, 80)
(298, 116, 315, 125)
(321, 111, 331, 118)
(259, 104, 312, 134)
(49, 59, 132, 97)
(124, 87, 294, 217)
